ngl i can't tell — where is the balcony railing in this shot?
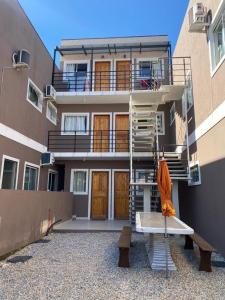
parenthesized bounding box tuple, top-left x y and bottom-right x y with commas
(52, 57, 191, 93)
(48, 130, 130, 152)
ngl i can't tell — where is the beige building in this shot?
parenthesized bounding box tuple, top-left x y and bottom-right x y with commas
(173, 0, 225, 257)
(1, 0, 225, 259)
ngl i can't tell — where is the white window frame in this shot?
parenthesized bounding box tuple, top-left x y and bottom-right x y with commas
(136, 57, 165, 80)
(70, 169, 88, 195)
(188, 161, 201, 186)
(170, 102, 175, 126)
(63, 60, 91, 90)
(156, 111, 165, 135)
(61, 112, 89, 135)
(46, 101, 57, 125)
(0, 155, 20, 190)
(22, 162, 40, 191)
(63, 60, 91, 74)
(26, 78, 43, 112)
(209, 0, 225, 76)
(47, 169, 58, 191)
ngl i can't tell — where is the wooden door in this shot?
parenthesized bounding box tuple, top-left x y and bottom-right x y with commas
(91, 171, 108, 220)
(114, 172, 129, 220)
(93, 115, 110, 152)
(116, 61, 131, 91)
(95, 62, 110, 91)
(115, 114, 129, 152)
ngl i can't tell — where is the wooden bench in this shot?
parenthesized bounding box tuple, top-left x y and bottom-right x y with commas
(118, 226, 132, 268)
(184, 233, 215, 272)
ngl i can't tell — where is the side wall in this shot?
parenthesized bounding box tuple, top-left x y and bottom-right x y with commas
(174, 0, 225, 256)
(0, 0, 58, 191)
(0, 190, 74, 257)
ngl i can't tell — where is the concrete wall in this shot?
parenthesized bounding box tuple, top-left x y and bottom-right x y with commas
(174, 0, 225, 256)
(0, 0, 59, 191)
(0, 190, 74, 257)
(0, 0, 57, 145)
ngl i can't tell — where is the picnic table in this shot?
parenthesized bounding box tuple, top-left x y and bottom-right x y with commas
(136, 212, 194, 271)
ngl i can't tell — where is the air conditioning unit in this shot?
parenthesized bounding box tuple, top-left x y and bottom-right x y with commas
(40, 152, 55, 166)
(189, 3, 210, 33)
(45, 85, 56, 101)
(12, 49, 30, 68)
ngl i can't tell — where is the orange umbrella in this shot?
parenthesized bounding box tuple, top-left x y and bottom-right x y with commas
(157, 159, 176, 217)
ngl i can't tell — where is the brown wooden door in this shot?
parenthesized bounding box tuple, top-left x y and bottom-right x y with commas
(95, 62, 110, 91)
(114, 172, 129, 220)
(116, 61, 131, 91)
(115, 114, 129, 152)
(91, 171, 108, 220)
(93, 115, 110, 152)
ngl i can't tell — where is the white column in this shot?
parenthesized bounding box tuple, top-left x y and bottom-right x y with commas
(172, 181, 180, 218)
(143, 186, 151, 212)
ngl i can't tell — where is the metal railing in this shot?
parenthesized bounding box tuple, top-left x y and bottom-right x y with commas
(52, 57, 191, 92)
(48, 130, 130, 152)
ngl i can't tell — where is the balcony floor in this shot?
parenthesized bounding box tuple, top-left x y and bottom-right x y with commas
(55, 85, 185, 104)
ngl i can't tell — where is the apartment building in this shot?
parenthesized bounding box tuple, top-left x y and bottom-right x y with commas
(50, 36, 190, 221)
(173, 0, 225, 257)
(0, 0, 59, 192)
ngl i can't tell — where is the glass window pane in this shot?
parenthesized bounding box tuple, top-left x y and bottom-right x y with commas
(139, 62, 151, 77)
(28, 85, 39, 106)
(1, 159, 17, 189)
(24, 166, 38, 191)
(73, 171, 86, 193)
(64, 115, 87, 133)
(213, 13, 225, 66)
(48, 172, 57, 191)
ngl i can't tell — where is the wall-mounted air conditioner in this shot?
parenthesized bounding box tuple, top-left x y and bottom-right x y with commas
(12, 49, 30, 68)
(189, 3, 210, 33)
(45, 85, 56, 101)
(40, 152, 55, 166)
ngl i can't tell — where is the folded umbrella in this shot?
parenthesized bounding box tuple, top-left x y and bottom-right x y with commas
(157, 159, 176, 217)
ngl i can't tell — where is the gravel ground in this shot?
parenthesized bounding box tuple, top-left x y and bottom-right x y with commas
(0, 233, 225, 300)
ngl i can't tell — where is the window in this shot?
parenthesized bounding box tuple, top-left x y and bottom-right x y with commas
(46, 101, 57, 125)
(62, 113, 89, 135)
(189, 161, 201, 186)
(156, 111, 165, 135)
(65, 63, 89, 91)
(170, 102, 175, 126)
(70, 169, 88, 195)
(135, 169, 153, 195)
(182, 74, 193, 118)
(47, 170, 58, 191)
(0, 156, 19, 189)
(27, 79, 43, 112)
(210, 4, 225, 72)
(138, 59, 164, 79)
(23, 163, 39, 191)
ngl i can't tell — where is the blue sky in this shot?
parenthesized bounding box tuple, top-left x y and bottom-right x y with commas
(18, 0, 189, 58)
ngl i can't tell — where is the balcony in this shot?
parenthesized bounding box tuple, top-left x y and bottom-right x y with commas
(48, 130, 130, 159)
(52, 57, 191, 104)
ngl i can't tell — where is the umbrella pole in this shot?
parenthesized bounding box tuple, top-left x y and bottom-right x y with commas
(164, 215, 169, 278)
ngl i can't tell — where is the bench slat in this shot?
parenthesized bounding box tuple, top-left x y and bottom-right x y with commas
(191, 233, 215, 252)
